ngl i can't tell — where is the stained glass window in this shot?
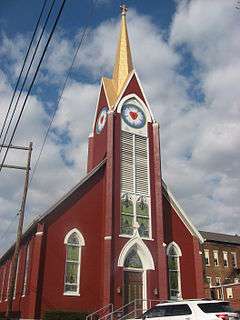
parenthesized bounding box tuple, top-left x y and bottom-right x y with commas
(64, 231, 82, 294)
(136, 197, 149, 237)
(121, 195, 134, 235)
(168, 244, 181, 299)
(124, 248, 143, 269)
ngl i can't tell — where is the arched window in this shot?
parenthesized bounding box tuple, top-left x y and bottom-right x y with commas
(64, 229, 85, 295)
(167, 242, 182, 300)
(124, 248, 143, 269)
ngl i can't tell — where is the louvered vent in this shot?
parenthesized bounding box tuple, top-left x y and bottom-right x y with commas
(121, 131, 134, 193)
(135, 135, 149, 195)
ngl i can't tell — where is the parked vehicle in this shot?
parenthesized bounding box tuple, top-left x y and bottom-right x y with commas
(141, 300, 240, 320)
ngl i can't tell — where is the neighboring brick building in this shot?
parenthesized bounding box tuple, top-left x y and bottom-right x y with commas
(200, 231, 240, 309)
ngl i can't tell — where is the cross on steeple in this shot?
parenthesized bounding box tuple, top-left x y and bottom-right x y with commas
(120, 4, 128, 16)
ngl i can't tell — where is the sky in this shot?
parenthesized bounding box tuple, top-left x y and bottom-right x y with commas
(0, 0, 239, 256)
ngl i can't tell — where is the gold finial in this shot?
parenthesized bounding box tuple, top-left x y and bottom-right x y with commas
(120, 4, 128, 16)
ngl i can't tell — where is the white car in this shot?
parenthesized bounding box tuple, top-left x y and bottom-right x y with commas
(141, 300, 240, 320)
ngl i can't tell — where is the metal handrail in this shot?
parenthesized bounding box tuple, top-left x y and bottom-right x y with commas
(86, 303, 114, 320)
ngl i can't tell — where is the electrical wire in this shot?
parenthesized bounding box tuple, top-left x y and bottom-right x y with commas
(0, 0, 57, 157)
(0, 0, 67, 174)
(30, 0, 98, 183)
(0, 0, 48, 143)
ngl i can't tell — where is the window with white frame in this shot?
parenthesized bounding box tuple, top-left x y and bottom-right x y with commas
(13, 256, 20, 299)
(120, 131, 150, 238)
(0, 267, 6, 302)
(64, 229, 85, 295)
(22, 244, 30, 296)
(223, 251, 228, 267)
(226, 287, 233, 299)
(213, 250, 219, 266)
(231, 252, 237, 268)
(217, 289, 222, 300)
(234, 278, 239, 284)
(206, 276, 212, 287)
(204, 250, 210, 266)
(216, 277, 221, 286)
(167, 243, 182, 300)
(6, 261, 12, 300)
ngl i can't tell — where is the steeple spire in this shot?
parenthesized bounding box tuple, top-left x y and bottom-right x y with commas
(102, 4, 134, 108)
(112, 4, 133, 96)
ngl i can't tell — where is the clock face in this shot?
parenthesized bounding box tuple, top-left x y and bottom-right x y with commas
(96, 107, 108, 134)
(121, 102, 146, 129)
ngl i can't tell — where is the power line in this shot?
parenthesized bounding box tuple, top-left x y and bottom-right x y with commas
(30, 0, 98, 184)
(0, 0, 98, 246)
(0, 0, 67, 174)
(0, 0, 48, 143)
(0, 0, 57, 157)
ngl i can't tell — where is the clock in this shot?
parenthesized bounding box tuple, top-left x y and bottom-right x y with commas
(121, 101, 146, 129)
(96, 107, 108, 134)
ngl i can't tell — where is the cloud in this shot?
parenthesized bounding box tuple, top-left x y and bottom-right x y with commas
(0, 1, 239, 255)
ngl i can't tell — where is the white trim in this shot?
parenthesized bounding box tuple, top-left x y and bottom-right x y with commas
(162, 180, 204, 243)
(64, 229, 85, 296)
(104, 236, 112, 240)
(64, 228, 85, 246)
(91, 79, 108, 135)
(35, 231, 43, 236)
(113, 70, 155, 122)
(118, 230, 155, 270)
(167, 242, 182, 299)
(166, 241, 182, 257)
(117, 93, 152, 123)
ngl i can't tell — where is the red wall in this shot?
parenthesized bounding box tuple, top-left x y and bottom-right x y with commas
(39, 168, 106, 317)
(163, 194, 204, 298)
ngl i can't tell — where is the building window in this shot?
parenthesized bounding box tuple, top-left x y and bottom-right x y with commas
(216, 277, 221, 286)
(226, 287, 233, 299)
(217, 289, 222, 299)
(204, 250, 210, 266)
(213, 250, 219, 266)
(231, 252, 237, 268)
(167, 243, 182, 300)
(22, 244, 30, 297)
(6, 262, 12, 300)
(234, 278, 239, 284)
(223, 252, 228, 267)
(124, 248, 143, 269)
(206, 276, 212, 287)
(13, 256, 20, 299)
(0, 267, 6, 302)
(120, 130, 150, 238)
(64, 229, 85, 295)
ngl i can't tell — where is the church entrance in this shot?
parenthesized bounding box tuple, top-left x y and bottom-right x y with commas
(123, 247, 144, 316)
(124, 270, 143, 303)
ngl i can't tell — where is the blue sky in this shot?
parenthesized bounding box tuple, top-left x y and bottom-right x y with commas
(0, 0, 240, 255)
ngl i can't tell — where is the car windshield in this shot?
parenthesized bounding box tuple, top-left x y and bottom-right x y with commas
(198, 302, 233, 313)
(143, 304, 192, 318)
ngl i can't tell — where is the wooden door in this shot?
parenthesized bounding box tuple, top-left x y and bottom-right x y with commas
(124, 270, 143, 317)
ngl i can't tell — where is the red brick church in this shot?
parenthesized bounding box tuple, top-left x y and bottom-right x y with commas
(0, 6, 204, 319)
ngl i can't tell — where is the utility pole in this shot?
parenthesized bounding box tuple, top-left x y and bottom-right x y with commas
(0, 142, 33, 320)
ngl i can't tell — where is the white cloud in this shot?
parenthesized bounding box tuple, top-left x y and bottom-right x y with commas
(0, 1, 239, 255)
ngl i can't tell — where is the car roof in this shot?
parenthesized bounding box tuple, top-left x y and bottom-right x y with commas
(155, 300, 229, 306)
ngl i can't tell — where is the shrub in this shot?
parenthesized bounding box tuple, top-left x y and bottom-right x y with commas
(44, 310, 88, 320)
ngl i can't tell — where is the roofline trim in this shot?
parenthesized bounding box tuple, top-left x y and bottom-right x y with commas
(162, 180, 204, 243)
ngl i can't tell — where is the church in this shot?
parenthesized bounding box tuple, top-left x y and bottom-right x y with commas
(0, 6, 204, 319)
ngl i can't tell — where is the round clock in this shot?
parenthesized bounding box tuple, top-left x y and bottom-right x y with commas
(96, 106, 108, 134)
(121, 102, 146, 129)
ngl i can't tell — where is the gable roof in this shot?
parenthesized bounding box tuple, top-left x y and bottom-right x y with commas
(0, 159, 106, 264)
(200, 230, 240, 245)
(162, 180, 204, 243)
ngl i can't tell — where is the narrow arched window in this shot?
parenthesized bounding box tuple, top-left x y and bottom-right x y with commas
(64, 229, 85, 295)
(167, 243, 182, 300)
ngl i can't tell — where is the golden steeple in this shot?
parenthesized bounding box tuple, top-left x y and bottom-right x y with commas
(102, 4, 134, 108)
(113, 4, 133, 95)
